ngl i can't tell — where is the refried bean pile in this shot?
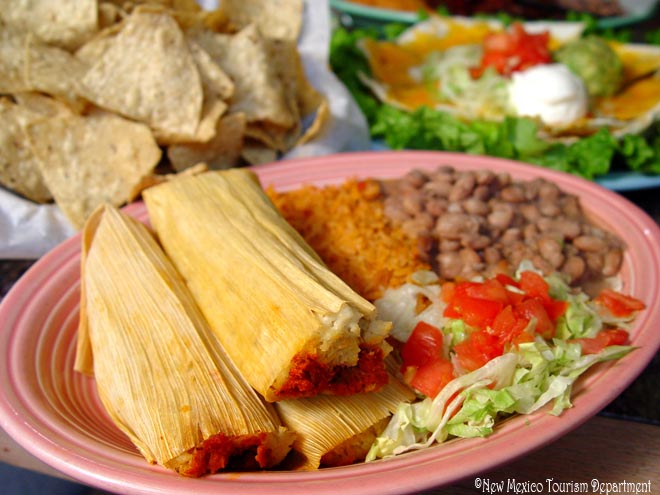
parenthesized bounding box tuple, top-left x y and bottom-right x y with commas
(380, 166, 625, 284)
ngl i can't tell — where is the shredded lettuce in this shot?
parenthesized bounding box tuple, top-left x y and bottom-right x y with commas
(368, 338, 634, 460)
(367, 267, 637, 461)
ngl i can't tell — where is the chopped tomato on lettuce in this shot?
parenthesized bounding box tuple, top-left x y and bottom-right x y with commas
(471, 23, 552, 78)
(369, 262, 645, 460)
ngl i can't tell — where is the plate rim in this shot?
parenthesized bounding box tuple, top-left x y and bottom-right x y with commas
(1, 150, 660, 495)
(329, 0, 660, 28)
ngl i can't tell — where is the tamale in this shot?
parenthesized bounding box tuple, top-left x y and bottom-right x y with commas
(142, 169, 393, 402)
(275, 359, 415, 470)
(77, 205, 295, 476)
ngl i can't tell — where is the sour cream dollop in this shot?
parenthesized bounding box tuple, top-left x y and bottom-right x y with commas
(509, 63, 588, 127)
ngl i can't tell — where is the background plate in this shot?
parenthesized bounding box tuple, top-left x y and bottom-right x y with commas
(1, 151, 660, 495)
(331, 0, 659, 29)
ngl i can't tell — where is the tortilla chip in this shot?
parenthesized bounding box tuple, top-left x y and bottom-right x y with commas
(0, 26, 88, 110)
(297, 98, 330, 146)
(190, 25, 297, 129)
(0, 98, 52, 203)
(25, 108, 162, 228)
(81, 10, 204, 144)
(241, 140, 278, 166)
(0, 0, 98, 51)
(13, 91, 75, 118)
(219, 0, 303, 42)
(168, 112, 247, 172)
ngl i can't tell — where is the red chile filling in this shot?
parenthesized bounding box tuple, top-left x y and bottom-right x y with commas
(274, 345, 388, 400)
(181, 432, 273, 478)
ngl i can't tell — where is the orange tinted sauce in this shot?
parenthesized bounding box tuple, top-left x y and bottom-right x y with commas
(275, 345, 389, 400)
(182, 433, 271, 477)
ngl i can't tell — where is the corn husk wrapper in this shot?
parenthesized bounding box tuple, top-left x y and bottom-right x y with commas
(143, 169, 393, 402)
(275, 359, 415, 470)
(76, 205, 294, 476)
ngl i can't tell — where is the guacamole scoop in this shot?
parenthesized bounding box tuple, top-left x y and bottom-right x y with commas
(554, 36, 623, 98)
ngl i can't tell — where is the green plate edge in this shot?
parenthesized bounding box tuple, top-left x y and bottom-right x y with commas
(329, 0, 659, 29)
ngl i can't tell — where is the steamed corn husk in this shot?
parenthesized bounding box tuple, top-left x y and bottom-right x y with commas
(76, 204, 294, 476)
(275, 359, 415, 470)
(142, 169, 393, 402)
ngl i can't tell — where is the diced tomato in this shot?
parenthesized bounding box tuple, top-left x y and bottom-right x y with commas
(518, 270, 551, 302)
(544, 299, 568, 322)
(594, 288, 646, 318)
(441, 281, 456, 304)
(570, 329, 629, 355)
(450, 295, 504, 331)
(495, 273, 519, 289)
(409, 358, 455, 398)
(401, 321, 444, 369)
(464, 278, 510, 304)
(490, 305, 529, 344)
(472, 23, 551, 78)
(454, 331, 503, 372)
(514, 298, 554, 339)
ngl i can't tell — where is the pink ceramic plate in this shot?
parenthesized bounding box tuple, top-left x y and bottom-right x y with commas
(1, 151, 660, 495)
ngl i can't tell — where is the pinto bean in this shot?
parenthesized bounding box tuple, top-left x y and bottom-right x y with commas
(488, 203, 515, 230)
(520, 203, 541, 222)
(422, 180, 452, 199)
(425, 198, 448, 217)
(435, 212, 479, 239)
(437, 251, 463, 280)
(562, 256, 586, 283)
(401, 193, 424, 216)
(537, 236, 565, 269)
(500, 227, 522, 245)
(584, 252, 604, 274)
(439, 238, 461, 252)
(383, 198, 409, 223)
(403, 169, 429, 188)
(449, 173, 476, 202)
(461, 233, 492, 250)
(573, 235, 608, 252)
(500, 184, 526, 203)
(462, 197, 489, 216)
(538, 201, 561, 218)
(602, 248, 623, 277)
(483, 246, 502, 265)
(472, 184, 492, 201)
(379, 165, 625, 286)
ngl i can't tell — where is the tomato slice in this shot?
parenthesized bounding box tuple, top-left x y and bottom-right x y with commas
(451, 296, 504, 331)
(473, 23, 551, 77)
(454, 331, 503, 372)
(518, 270, 551, 302)
(401, 321, 444, 369)
(570, 329, 629, 355)
(409, 359, 455, 398)
(490, 305, 529, 344)
(514, 298, 554, 339)
(594, 288, 646, 318)
(464, 278, 510, 304)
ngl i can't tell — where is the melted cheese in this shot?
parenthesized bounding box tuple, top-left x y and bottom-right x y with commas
(597, 77, 660, 121)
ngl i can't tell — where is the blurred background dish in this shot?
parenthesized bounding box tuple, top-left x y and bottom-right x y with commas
(331, 0, 659, 29)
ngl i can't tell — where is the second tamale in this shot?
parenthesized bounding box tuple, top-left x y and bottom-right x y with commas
(275, 358, 416, 470)
(77, 205, 295, 476)
(143, 169, 393, 402)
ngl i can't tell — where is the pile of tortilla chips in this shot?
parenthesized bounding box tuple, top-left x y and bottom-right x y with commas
(0, 0, 328, 229)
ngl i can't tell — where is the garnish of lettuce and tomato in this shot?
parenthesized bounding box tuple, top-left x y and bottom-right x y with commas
(330, 21, 660, 179)
(367, 264, 646, 460)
